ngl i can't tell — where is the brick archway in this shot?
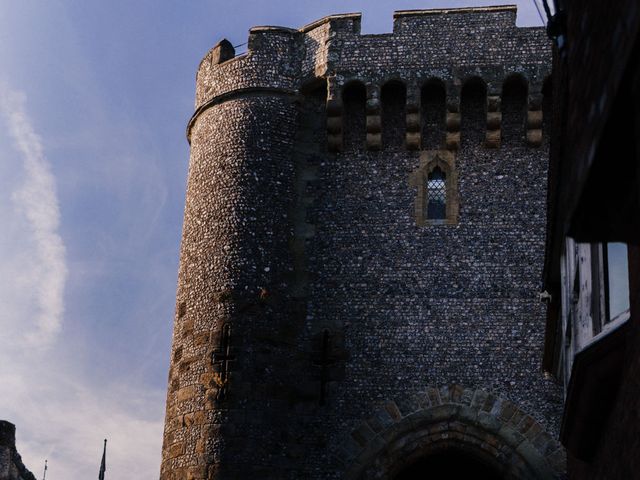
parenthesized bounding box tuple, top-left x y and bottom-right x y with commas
(340, 385, 566, 479)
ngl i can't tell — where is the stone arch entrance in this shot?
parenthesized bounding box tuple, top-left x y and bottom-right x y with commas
(340, 385, 566, 479)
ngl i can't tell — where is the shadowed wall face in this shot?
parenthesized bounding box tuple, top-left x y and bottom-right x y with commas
(381, 80, 407, 150)
(343, 81, 367, 151)
(395, 450, 504, 480)
(460, 78, 487, 146)
(421, 80, 446, 150)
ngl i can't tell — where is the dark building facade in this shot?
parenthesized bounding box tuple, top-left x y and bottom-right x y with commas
(542, 0, 640, 478)
(161, 7, 566, 479)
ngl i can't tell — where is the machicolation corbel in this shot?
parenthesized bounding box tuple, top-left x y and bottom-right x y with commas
(527, 92, 544, 147)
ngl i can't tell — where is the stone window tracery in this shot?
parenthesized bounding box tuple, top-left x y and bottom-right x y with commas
(409, 150, 459, 226)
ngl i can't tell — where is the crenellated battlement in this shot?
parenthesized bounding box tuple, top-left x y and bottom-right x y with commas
(189, 6, 551, 148)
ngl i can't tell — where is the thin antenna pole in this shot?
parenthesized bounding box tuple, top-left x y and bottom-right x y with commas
(531, 0, 546, 26)
(98, 439, 107, 480)
(42, 459, 47, 480)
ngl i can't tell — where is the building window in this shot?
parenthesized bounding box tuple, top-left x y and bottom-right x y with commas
(588, 242, 630, 335)
(427, 167, 446, 219)
(603, 243, 630, 320)
(410, 150, 458, 226)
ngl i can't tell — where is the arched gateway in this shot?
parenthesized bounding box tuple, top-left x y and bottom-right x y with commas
(341, 385, 566, 480)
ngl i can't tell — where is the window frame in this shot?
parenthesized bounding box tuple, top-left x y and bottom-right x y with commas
(410, 150, 459, 226)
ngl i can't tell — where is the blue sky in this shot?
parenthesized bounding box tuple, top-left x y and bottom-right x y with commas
(0, 1, 542, 478)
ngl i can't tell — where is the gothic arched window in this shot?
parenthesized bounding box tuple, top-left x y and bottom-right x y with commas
(409, 150, 458, 226)
(427, 167, 446, 220)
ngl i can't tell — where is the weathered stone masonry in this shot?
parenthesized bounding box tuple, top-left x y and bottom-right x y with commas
(162, 6, 565, 479)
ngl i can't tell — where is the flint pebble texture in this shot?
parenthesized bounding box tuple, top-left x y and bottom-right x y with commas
(161, 7, 564, 479)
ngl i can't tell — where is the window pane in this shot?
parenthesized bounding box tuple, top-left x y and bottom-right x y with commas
(427, 168, 446, 219)
(607, 243, 630, 318)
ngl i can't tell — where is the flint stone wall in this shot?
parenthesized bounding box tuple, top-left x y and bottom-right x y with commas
(162, 7, 564, 479)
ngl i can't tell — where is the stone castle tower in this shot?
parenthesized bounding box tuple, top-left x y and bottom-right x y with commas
(161, 6, 566, 479)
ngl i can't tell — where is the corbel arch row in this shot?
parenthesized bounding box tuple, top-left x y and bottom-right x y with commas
(326, 73, 550, 151)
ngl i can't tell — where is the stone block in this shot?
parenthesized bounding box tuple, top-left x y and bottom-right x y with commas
(446, 112, 461, 131)
(183, 411, 205, 427)
(367, 408, 395, 433)
(477, 411, 502, 433)
(527, 129, 542, 146)
(524, 421, 542, 441)
(366, 115, 381, 133)
(194, 333, 210, 346)
(406, 131, 421, 150)
(426, 386, 442, 406)
(366, 132, 382, 150)
(498, 400, 517, 422)
(177, 385, 199, 403)
(471, 389, 488, 410)
(482, 394, 497, 413)
(497, 423, 525, 449)
(384, 401, 402, 421)
(527, 110, 543, 129)
(169, 442, 185, 459)
(406, 112, 420, 131)
(186, 466, 207, 480)
(487, 111, 502, 130)
(445, 132, 460, 150)
(450, 384, 464, 403)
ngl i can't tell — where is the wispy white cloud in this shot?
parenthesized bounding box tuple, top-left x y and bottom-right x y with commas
(6, 369, 165, 479)
(0, 83, 67, 348)
(0, 355, 164, 479)
(0, 81, 165, 478)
